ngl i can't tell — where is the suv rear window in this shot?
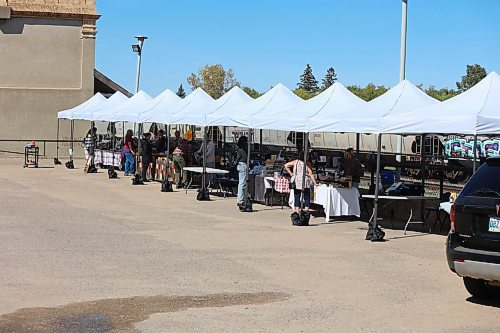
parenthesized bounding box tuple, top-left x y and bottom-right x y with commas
(460, 159, 500, 198)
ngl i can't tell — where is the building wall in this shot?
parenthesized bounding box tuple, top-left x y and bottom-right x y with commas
(0, 0, 98, 158)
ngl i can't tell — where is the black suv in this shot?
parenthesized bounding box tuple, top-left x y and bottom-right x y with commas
(447, 156, 500, 298)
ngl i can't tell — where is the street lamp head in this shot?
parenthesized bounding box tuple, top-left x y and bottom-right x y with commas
(135, 35, 148, 42)
(132, 44, 141, 53)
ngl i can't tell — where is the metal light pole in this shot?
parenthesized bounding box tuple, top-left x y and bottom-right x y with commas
(396, 0, 408, 180)
(132, 35, 148, 178)
(370, 1, 408, 240)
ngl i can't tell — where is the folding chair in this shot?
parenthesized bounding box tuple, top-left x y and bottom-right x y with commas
(424, 192, 451, 231)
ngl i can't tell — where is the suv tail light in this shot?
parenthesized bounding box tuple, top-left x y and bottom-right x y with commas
(450, 203, 456, 232)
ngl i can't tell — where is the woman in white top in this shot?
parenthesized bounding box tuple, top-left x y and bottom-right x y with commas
(284, 156, 317, 213)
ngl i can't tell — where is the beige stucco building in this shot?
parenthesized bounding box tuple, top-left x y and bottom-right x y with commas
(0, 0, 99, 157)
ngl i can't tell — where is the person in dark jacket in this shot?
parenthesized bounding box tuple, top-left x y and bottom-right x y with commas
(341, 148, 363, 187)
(236, 136, 248, 207)
(140, 132, 153, 182)
(155, 129, 167, 154)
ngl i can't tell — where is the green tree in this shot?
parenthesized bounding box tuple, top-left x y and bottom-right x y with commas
(321, 67, 337, 90)
(187, 64, 240, 99)
(424, 85, 458, 101)
(347, 83, 388, 101)
(293, 88, 316, 100)
(298, 64, 319, 93)
(242, 86, 262, 99)
(456, 64, 487, 92)
(176, 84, 186, 98)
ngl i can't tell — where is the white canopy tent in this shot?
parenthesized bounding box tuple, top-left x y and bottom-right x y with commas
(168, 86, 253, 127)
(249, 82, 365, 132)
(381, 72, 500, 135)
(113, 89, 181, 123)
(206, 83, 304, 127)
(57, 93, 107, 120)
(92, 90, 152, 122)
(309, 80, 439, 134)
(75, 91, 130, 121)
(303, 80, 439, 236)
(142, 88, 214, 124)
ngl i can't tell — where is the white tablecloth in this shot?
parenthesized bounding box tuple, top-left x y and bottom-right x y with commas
(440, 202, 452, 214)
(264, 177, 275, 189)
(94, 149, 121, 168)
(289, 186, 361, 221)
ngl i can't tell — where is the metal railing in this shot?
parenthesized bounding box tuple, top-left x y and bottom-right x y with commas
(0, 139, 82, 157)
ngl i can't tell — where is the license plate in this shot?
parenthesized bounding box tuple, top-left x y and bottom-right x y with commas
(488, 217, 500, 233)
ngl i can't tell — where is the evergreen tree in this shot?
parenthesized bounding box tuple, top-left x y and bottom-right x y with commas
(321, 67, 337, 90)
(456, 64, 487, 92)
(297, 64, 319, 93)
(176, 84, 186, 98)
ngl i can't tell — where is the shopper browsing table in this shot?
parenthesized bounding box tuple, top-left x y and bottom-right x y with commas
(285, 156, 318, 213)
(341, 148, 363, 188)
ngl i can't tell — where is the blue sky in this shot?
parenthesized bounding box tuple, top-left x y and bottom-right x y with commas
(95, 0, 500, 96)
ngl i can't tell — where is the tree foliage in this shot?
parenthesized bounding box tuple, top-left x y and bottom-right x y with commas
(293, 88, 316, 100)
(176, 84, 186, 98)
(298, 64, 319, 93)
(242, 86, 262, 99)
(187, 64, 240, 99)
(417, 84, 458, 101)
(322, 67, 337, 90)
(347, 83, 388, 101)
(456, 64, 487, 92)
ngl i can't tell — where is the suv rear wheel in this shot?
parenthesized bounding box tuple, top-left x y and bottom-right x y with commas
(463, 277, 493, 298)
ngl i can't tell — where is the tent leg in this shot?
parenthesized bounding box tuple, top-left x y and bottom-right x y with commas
(202, 126, 207, 189)
(356, 133, 360, 157)
(420, 134, 426, 223)
(370, 134, 382, 235)
(136, 123, 143, 177)
(111, 122, 115, 174)
(259, 129, 263, 155)
(70, 120, 74, 162)
(245, 128, 252, 203)
(472, 134, 478, 174)
(56, 119, 60, 162)
(223, 126, 227, 165)
(90, 121, 95, 164)
(300, 133, 310, 211)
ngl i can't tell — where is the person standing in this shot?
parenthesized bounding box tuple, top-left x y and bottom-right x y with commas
(151, 129, 166, 180)
(236, 136, 248, 207)
(284, 156, 318, 213)
(83, 126, 97, 160)
(170, 130, 182, 154)
(195, 135, 216, 186)
(140, 132, 153, 182)
(123, 129, 136, 176)
(341, 148, 363, 188)
(172, 138, 189, 189)
(155, 129, 167, 154)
